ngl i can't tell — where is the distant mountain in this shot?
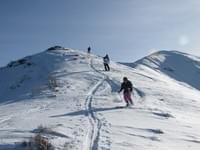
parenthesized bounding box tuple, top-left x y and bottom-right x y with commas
(123, 50, 200, 90)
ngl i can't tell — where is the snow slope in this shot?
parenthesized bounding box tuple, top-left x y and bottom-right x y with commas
(0, 49, 200, 150)
(125, 50, 200, 90)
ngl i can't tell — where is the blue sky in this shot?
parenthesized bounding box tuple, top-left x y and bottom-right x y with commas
(1, 0, 200, 66)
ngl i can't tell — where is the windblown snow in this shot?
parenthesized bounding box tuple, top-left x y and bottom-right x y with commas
(0, 49, 200, 150)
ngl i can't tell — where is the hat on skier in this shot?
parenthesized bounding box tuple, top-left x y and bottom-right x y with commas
(123, 77, 128, 81)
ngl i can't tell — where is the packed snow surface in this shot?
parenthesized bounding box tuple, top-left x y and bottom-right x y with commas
(0, 49, 200, 150)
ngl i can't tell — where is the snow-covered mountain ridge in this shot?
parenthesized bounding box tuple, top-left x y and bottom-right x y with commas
(124, 50, 200, 90)
(1, 48, 200, 150)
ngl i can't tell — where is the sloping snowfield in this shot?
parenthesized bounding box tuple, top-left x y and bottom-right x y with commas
(0, 49, 200, 150)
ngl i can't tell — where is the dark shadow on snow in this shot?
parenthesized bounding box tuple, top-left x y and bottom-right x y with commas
(122, 131, 160, 142)
(105, 78, 120, 93)
(50, 106, 125, 118)
(146, 129, 164, 134)
(133, 87, 145, 98)
(182, 139, 200, 144)
(152, 112, 174, 119)
(115, 125, 164, 135)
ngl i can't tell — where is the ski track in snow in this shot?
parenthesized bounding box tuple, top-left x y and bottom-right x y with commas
(83, 58, 109, 150)
(83, 58, 147, 150)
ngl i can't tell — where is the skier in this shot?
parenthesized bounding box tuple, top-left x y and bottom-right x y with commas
(103, 54, 110, 71)
(118, 77, 133, 107)
(87, 46, 91, 54)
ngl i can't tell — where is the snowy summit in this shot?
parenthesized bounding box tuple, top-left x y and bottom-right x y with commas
(0, 48, 200, 150)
